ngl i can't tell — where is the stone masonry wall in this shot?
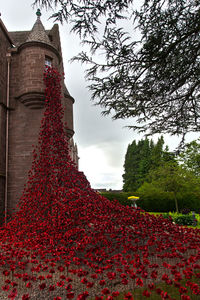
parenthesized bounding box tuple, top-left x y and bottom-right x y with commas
(7, 42, 74, 214)
(0, 22, 12, 219)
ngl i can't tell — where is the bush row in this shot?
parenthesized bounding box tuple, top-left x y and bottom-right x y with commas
(100, 190, 200, 213)
(100, 192, 133, 207)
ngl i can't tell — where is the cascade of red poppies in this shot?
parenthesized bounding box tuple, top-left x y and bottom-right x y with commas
(0, 67, 199, 299)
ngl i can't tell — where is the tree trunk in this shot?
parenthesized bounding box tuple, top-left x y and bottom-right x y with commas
(173, 192, 179, 213)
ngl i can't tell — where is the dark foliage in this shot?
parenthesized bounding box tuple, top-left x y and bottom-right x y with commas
(174, 215, 196, 226)
(33, 0, 200, 142)
(122, 136, 174, 192)
(181, 208, 191, 215)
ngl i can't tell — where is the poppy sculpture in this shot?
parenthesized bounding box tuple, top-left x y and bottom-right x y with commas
(0, 67, 199, 299)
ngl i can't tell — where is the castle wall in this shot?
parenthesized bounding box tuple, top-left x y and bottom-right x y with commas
(0, 21, 12, 219)
(8, 101, 44, 212)
(7, 42, 75, 214)
(63, 94, 74, 137)
(0, 16, 77, 218)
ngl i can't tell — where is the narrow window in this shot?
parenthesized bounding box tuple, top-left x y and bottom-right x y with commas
(45, 56, 52, 67)
(48, 35, 53, 42)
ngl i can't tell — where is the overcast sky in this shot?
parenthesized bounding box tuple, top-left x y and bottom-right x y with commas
(1, 1, 199, 190)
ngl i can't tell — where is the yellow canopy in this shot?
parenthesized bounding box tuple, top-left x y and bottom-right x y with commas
(128, 196, 140, 200)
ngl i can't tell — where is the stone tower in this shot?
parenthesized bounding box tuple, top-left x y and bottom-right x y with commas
(0, 10, 78, 220)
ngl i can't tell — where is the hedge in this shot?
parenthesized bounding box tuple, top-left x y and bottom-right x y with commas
(100, 189, 200, 213)
(100, 192, 134, 207)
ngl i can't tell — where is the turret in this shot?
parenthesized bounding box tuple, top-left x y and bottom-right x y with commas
(2, 10, 76, 215)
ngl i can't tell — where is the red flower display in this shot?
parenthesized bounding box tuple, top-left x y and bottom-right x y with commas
(0, 67, 199, 299)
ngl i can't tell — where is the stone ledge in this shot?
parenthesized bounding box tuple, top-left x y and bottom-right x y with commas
(16, 91, 45, 109)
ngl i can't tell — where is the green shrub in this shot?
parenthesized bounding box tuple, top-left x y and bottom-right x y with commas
(162, 212, 171, 221)
(136, 182, 175, 212)
(195, 213, 200, 225)
(174, 215, 196, 226)
(176, 191, 200, 213)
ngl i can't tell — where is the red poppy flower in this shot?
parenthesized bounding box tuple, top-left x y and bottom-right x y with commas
(179, 286, 188, 294)
(112, 291, 120, 297)
(26, 282, 32, 288)
(67, 292, 75, 299)
(81, 277, 88, 284)
(49, 285, 55, 291)
(2, 285, 10, 291)
(77, 291, 89, 299)
(143, 290, 151, 297)
(122, 278, 128, 285)
(3, 270, 10, 276)
(99, 280, 106, 286)
(148, 283, 155, 290)
(39, 283, 46, 290)
(57, 280, 65, 287)
(5, 279, 11, 284)
(181, 295, 191, 300)
(22, 295, 30, 300)
(11, 282, 18, 287)
(124, 292, 134, 299)
(161, 291, 169, 299)
(136, 278, 143, 287)
(87, 282, 94, 288)
(101, 288, 110, 295)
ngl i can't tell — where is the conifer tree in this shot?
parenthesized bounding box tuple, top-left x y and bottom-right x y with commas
(34, 0, 200, 142)
(123, 137, 173, 191)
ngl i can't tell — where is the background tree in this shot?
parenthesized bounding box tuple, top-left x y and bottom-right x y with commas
(138, 161, 200, 213)
(123, 140, 140, 192)
(179, 139, 200, 176)
(34, 0, 200, 141)
(123, 138, 151, 192)
(123, 136, 173, 191)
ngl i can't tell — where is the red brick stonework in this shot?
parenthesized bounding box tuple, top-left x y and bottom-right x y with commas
(0, 11, 78, 220)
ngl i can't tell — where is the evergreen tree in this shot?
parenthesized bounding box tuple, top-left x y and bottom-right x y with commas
(150, 136, 165, 170)
(123, 141, 141, 192)
(137, 139, 152, 187)
(123, 136, 175, 191)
